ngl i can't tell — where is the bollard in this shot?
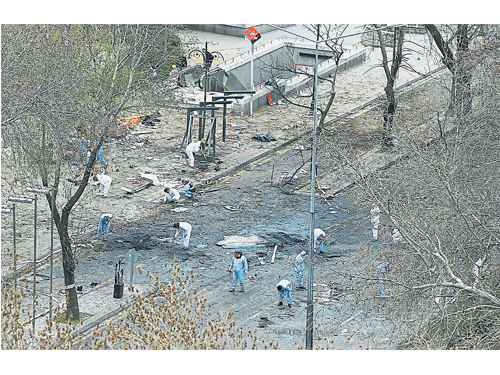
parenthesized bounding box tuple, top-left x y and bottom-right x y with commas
(127, 249, 138, 285)
(113, 260, 124, 298)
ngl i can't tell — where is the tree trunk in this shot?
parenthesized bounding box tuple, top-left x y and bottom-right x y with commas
(383, 88, 396, 147)
(57, 211, 80, 320)
(377, 26, 404, 148)
(454, 24, 472, 118)
(424, 24, 473, 117)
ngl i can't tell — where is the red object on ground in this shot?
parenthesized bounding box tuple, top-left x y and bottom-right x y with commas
(267, 93, 274, 106)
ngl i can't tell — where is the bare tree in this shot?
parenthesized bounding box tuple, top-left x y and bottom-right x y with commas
(2, 24, 185, 320)
(424, 24, 484, 119)
(261, 24, 348, 133)
(375, 25, 405, 147)
(321, 30, 500, 348)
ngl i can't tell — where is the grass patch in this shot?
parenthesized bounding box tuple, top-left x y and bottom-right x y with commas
(53, 312, 93, 325)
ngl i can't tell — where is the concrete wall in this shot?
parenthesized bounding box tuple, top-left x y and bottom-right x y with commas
(231, 47, 369, 115)
(185, 24, 293, 38)
(207, 41, 337, 92)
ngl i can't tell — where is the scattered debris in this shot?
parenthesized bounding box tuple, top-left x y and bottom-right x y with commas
(271, 245, 278, 264)
(121, 176, 154, 194)
(224, 205, 241, 211)
(217, 235, 268, 249)
(171, 207, 189, 213)
(251, 133, 276, 142)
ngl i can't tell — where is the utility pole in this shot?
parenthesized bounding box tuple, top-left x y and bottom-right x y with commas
(305, 37, 319, 350)
(308, 24, 320, 116)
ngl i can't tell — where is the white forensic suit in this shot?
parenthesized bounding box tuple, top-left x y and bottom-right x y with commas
(163, 187, 180, 203)
(370, 204, 380, 241)
(97, 174, 112, 198)
(174, 222, 192, 249)
(185, 141, 201, 168)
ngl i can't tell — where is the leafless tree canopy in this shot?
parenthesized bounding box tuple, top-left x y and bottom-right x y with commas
(1, 24, 187, 320)
(323, 29, 500, 349)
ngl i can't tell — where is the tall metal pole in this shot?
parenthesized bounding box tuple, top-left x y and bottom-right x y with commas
(32, 195, 37, 333)
(13, 204, 17, 292)
(305, 39, 319, 350)
(250, 42, 254, 116)
(48, 190, 54, 334)
(201, 42, 209, 141)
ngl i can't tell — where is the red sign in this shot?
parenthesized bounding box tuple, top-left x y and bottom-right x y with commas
(244, 26, 261, 44)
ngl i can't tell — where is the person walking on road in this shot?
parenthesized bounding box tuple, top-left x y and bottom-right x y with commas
(76, 136, 89, 165)
(295, 251, 307, 289)
(173, 222, 192, 250)
(276, 279, 292, 307)
(96, 213, 113, 240)
(185, 141, 201, 168)
(96, 145, 107, 167)
(163, 187, 180, 204)
(376, 262, 390, 296)
(370, 203, 381, 241)
(228, 250, 248, 292)
(314, 228, 326, 254)
(94, 173, 112, 198)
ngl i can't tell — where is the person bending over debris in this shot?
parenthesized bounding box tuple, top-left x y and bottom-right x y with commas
(389, 226, 402, 243)
(370, 203, 381, 241)
(185, 141, 201, 168)
(94, 173, 112, 198)
(314, 228, 326, 254)
(163, 187, 180, 203)
(96, 214, 113, 240)
(228, 250, 248, 292)
(181, 179, 196, 198)
(173, 222, 192, 250)
(295, 251, 307, 289)
(276, 279, 292, 307)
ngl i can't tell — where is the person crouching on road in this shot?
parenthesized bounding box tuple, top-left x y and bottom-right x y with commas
(163, 187, 180, 204)
(295, 251, 307, 289)
(229, 250, 248, 292)
(276, 279, 292, 307)
(181, 179, 196, 199)
(96, 214, 113, 240)
(94, 173, 112, 198)
(173, 222, 192, 250)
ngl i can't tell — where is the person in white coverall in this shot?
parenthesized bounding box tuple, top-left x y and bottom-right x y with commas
(94, 173, 112, 198)
(276, 279, 292, 307)
(173, 222, 192, 250)
(389, 226, 402, 243)
(163, 187, 180, 203)
(295, 251, 307, 288)
(314, 228, 326, 253)
(185, 141, 201, 168)
(370, 204, 381, 241)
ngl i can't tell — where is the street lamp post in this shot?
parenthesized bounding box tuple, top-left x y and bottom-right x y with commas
(1, 204, 16, 290)
(305, 39, 319, 350)
(8, 194, 35, 332)
(27, 186, 53, 334)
